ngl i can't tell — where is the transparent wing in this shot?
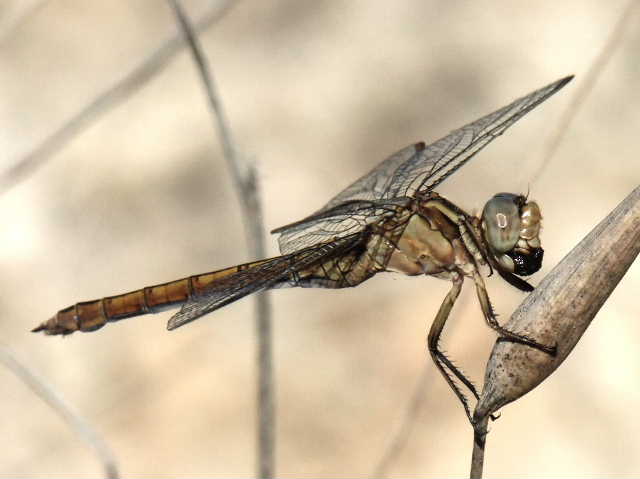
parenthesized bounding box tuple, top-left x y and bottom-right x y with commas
(167, 233, 365, 330)
(274, 75, 573, 255)
(380, 75, 573, 198)
(273, 198, 409, 254)
(317, 143, 425, 211)
(317, 75, 573, 205)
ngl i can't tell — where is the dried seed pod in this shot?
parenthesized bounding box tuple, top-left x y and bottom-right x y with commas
(475, 185, 640, 422)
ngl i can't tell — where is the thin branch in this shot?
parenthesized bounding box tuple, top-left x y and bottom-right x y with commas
(371, 363, 432, 477)
(531, 0, 639, 184)
(470, 416, 488, 479)
(475, 185, 640, 425)
(0, 346, 119, 478)
(167, 2, 274, 477)
(0, 0, 235, 195)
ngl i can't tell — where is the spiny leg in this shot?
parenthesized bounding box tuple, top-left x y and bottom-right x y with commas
(472, 272, 556, 355)
(428, 275, 480, 422)
(458, 218, 491, 274)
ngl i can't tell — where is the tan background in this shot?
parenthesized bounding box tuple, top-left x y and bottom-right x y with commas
(1, 0, 639, 475)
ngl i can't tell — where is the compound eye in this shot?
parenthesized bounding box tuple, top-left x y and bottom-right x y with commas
(482, 194, 521, 253)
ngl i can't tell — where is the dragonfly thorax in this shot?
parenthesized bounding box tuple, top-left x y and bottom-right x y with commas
(481, 193, 543, 276)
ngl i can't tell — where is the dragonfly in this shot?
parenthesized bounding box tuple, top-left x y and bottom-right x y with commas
(34, 75, 573, 421)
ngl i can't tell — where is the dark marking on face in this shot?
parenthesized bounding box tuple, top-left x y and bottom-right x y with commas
(507, 247, 544, 276)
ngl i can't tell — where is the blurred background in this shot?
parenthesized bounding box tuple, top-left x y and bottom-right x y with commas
(1, 0, 639, 475)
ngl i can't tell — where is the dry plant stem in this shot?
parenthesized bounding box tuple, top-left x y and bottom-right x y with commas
(0, 346, 119, 478)
(0, 0, 234, 194)
(470, 415, 488, 479)
(531, 0, 639, 184)
(167, 1, 274, 477)
(475, 185, 640, 422)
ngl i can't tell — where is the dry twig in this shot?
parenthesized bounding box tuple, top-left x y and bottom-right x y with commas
(0, 0, 234, 194)
(469, 415, 488, 479)
(0, 346, 119, 478)
(167, 1, 274, 477)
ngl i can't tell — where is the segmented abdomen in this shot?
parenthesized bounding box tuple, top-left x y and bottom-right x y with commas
(33, 260, 270, 335)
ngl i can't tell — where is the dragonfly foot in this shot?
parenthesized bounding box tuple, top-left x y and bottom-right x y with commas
(496, 335, 557, 357)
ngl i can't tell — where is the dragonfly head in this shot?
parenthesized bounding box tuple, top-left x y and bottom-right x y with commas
(481, 193, 543, 277)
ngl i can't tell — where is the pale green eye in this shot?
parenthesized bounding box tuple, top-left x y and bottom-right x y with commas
(482, 194, 521, 253)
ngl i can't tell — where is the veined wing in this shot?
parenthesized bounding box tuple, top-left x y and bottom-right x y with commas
(317, 143, 425, 210)
(323, 76, 572, 205)
(167, 232, 365, 330)
(378, 75, 573, 198)
(272, 198, 409, 255)
(273, 75, 572, 255)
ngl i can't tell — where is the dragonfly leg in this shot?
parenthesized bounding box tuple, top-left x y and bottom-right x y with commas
(428, 275, 480, 422)
(472, 272, 556, 356)
(458, 218, 490, 272)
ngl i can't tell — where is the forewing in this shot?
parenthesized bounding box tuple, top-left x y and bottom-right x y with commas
(167, 233, 365, 330)
(273, 199, 408, 255)
(316, 143, 425, 211)
(380, 75, 573, 198)
(273, 76, 572, 255)
(310, 76, 572, 207)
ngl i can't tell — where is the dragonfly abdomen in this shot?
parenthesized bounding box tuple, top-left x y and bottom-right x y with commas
(33, 262, 268, 335)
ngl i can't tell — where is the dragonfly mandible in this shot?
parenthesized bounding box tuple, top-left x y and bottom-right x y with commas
(34, 75, 573, 421)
